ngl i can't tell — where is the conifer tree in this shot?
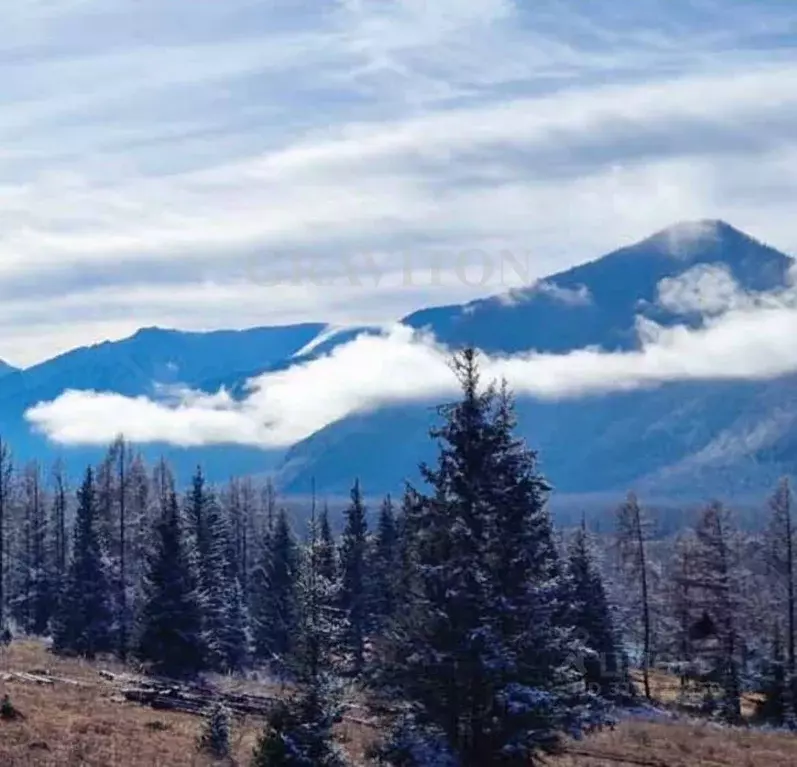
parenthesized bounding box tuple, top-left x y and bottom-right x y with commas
(251, 679, 347, 767)
(25, 462, 52, 635)
(240, 477, 259, 594)
(317, 502, 337, 584)
(222, 575, 252, 673)
(50, 460, 69, 608)
(567, 522, 627, 700)
(392, 485, 422, 615)
(115, 435, 133, 659)
(337, 479, 370, 674)
(53, 467, 113, 658)
(252, 508, 299, 669)
(375, 349, 601, 766)
(185, 467, 248, 672)
(756, 623, 794, 726)
(294, 499, 340, 682)
(198, 701, 232, 760)
(10, 461, 53, 634)
(128, 453, 151, 616)
(137, 491, 204, 677)
(370, 495, 398, 628)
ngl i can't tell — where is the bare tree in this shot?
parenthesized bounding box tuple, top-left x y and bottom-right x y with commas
(0, 438, 11, 630)
(51, 459, 69, 589)
(693, 501, 742, 723)
(767, 477, 795, 708)
(616, 491, 654, 699)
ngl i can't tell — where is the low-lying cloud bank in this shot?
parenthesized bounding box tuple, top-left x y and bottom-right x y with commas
(24, 271, 797, 449)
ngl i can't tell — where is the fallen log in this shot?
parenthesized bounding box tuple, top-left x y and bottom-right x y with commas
(4, 672, 54, 686)
(121, 684, 277, 718)
(121, 681, 379, 730)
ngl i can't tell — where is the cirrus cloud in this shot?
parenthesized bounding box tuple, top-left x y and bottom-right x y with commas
(3, 1, 797, 365)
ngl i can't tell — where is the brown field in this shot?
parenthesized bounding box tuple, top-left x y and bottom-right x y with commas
(0, 640, 795, 766)
(553, 720, 797, 767)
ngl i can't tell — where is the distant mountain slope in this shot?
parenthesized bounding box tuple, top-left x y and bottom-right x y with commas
(4, 219, 795, 499)
(276, 221, 797, 499)
(402, 220, 791, 353)
(0, 323, 327, 480)
(0, 360, 18, 379)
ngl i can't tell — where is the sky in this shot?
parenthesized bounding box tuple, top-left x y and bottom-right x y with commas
(4, 0, 797, 369)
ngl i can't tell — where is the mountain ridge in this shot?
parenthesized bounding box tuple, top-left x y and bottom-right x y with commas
(274, 220, 797, 498)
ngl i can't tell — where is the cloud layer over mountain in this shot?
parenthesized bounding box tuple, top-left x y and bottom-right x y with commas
(3, 1, 797, 365)
(26, 262, 797, 448)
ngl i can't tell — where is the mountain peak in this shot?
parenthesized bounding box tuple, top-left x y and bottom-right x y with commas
(643, 219, 733, 258)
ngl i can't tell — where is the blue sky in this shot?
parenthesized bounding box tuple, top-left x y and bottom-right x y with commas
(3, 0, 797, 367)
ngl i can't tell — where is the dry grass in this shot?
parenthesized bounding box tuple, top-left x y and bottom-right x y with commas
(553, 719, 797, 766)
(0, 639, 379, 766)
(0, 640, 268, 766)
(2, 640, 796, 766)
(630, 668, 764, 717)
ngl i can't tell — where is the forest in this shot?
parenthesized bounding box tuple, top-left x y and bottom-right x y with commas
(0, 347, 795, 766)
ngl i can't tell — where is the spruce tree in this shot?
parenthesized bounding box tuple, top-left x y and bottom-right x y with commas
(136, 491, 204, 678)
(198, 701, 232, 760)
(53, 467, 113, 658)
(50, 459, 69, 619)
(317, 503, 337, 584)
(375, 349, 601, 766)
(337, 479, 370, 675)
(566, 522, 628, 700)
(756, 624, 794, 726)
(392, 486, 422, 616)
(12, 461, 53, 635)
(185, 467, 248, 672)
(484, 378, 602, 760)
(294, 501, 340, 682)
(251, 679, 347, 767)
(370, 495, 399, 628)
(222, 575, 252, 673)
(128, 453, 152, 619)
(252, 508, 299, 669)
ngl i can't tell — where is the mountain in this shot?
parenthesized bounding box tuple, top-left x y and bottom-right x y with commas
(275, 220, 797, 499)
(0, 323, 326, 480)
(2, 219, 794, 500)
(403, 220, 791, 353)
(0, 360, 18, 379)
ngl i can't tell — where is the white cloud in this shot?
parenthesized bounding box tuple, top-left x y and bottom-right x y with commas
(25, 279, 797, 448)
(657, 263, 745, 315)
(535, 281, 593, 306)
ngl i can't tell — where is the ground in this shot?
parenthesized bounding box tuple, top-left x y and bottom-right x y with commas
(0, 641, 795, 766)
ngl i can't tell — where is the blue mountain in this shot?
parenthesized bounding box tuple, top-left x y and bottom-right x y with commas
(274, 221, 797, 499)
(2, 219, 794, 500)
(0, 323, 326, 480)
